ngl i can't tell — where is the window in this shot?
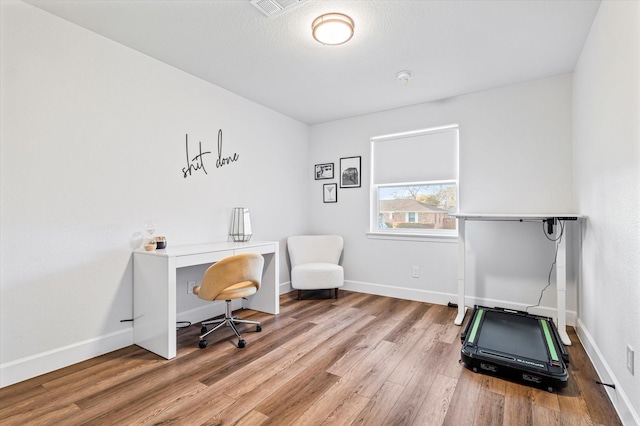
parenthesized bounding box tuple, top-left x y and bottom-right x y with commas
(370, 125, 458, 237)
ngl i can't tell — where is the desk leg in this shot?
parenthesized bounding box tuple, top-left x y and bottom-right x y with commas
(455, 219, 467, 325)
(133, 255, 176, 359)
(236, 244, 280, 315)
(556, 221, 571, 346)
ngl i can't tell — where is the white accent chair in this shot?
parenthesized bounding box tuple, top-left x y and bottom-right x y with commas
(287, 235, 344, 300)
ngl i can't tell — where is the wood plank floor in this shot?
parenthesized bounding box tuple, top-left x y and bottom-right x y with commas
(0, 291, 621, 425)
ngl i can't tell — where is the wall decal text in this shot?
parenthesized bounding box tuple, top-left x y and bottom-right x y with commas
(182, 130, 240, 179)
(182, 134, 212, 178)
(216, 129, 240, 168)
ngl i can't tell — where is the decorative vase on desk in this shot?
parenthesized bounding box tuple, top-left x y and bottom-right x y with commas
(230, 207, 252, 242)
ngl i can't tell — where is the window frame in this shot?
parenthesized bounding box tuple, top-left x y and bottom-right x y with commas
(368, 125, 459, 241)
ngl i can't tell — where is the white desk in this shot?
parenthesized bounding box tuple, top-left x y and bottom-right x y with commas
(133, 240, 279, 359)
(451, 213, 583, 346)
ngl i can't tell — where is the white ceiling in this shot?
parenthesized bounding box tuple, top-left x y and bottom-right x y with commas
(25, 0, 601, 125)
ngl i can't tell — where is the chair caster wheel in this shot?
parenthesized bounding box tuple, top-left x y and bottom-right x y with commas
(201, 326, 207, 334)
(256, 325, 262, 332)
(198, 340, 207, 349)
(238, 339, 246, 348)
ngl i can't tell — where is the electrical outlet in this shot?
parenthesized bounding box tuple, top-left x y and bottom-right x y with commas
(412, 266, 420, 278)
(627, 345, 635, 375)
(187, 281, 196, 294)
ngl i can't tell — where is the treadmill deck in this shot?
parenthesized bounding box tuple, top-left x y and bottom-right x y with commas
(460, 305, 569, 392)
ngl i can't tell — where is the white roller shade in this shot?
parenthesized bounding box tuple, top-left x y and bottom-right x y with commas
(372, 126, 458, 185)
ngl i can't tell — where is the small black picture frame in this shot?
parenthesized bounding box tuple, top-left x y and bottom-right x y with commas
(340, 156, 361, 188)
(323, 183, 337, 203)
(315, 163, 334, 180)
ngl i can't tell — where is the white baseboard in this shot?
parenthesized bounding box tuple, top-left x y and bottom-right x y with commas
(0, 328, 133, 388)
(1, 300, 243, 389)
(343, 280, 576, 325)
(279, 281, 292, 295)
(576, 319, 639, 426)
(344, 280, 455, 306)
(1, 286, 296, 389)
(176, 299, 242, 325)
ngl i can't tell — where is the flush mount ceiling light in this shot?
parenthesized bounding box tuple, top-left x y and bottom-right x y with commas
(312, 13, 354, 45)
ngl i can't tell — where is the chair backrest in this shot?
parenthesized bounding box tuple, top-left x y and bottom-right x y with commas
(197, 253, 264, 301)
(287, 235, 344, 267)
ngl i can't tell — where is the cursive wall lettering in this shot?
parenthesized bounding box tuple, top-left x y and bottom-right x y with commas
(182, 134, 212, 178)
(216, 129, 239, 168)
(182, 129, 241, 178)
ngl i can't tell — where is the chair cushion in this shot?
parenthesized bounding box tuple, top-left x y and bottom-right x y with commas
(291, 263, 344, 290)
(215, 281, 257, 300)
(195, 253, 264, 301)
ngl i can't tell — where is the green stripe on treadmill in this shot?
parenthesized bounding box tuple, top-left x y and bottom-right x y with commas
(468, 308, 484, 343)
(540, 320, 559, 362)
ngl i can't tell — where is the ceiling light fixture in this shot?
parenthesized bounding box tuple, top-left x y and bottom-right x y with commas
(312, 13, 354, 45)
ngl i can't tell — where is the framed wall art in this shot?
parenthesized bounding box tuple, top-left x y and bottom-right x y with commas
(340, 156, 361, 188)
(323, 183, 337, 203)
(315, 163, 334, 180)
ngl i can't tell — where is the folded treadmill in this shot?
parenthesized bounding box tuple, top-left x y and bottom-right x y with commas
(460, 305, 569, 392)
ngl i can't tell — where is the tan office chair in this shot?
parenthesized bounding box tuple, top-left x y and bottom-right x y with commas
(194, 253, 264, 348)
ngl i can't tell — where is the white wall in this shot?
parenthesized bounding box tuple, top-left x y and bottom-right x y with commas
(573, 1, 640, 423)
(0, 1, 309, 387)
(308, 75, 577, 317)
(4, 8, 635, 422)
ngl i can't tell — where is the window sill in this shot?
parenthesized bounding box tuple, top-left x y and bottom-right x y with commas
(366, 231, 457, 243)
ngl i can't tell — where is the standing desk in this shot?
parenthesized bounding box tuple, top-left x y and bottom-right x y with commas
(450, 213, 583, 346)
(133, 240, 279, 359)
